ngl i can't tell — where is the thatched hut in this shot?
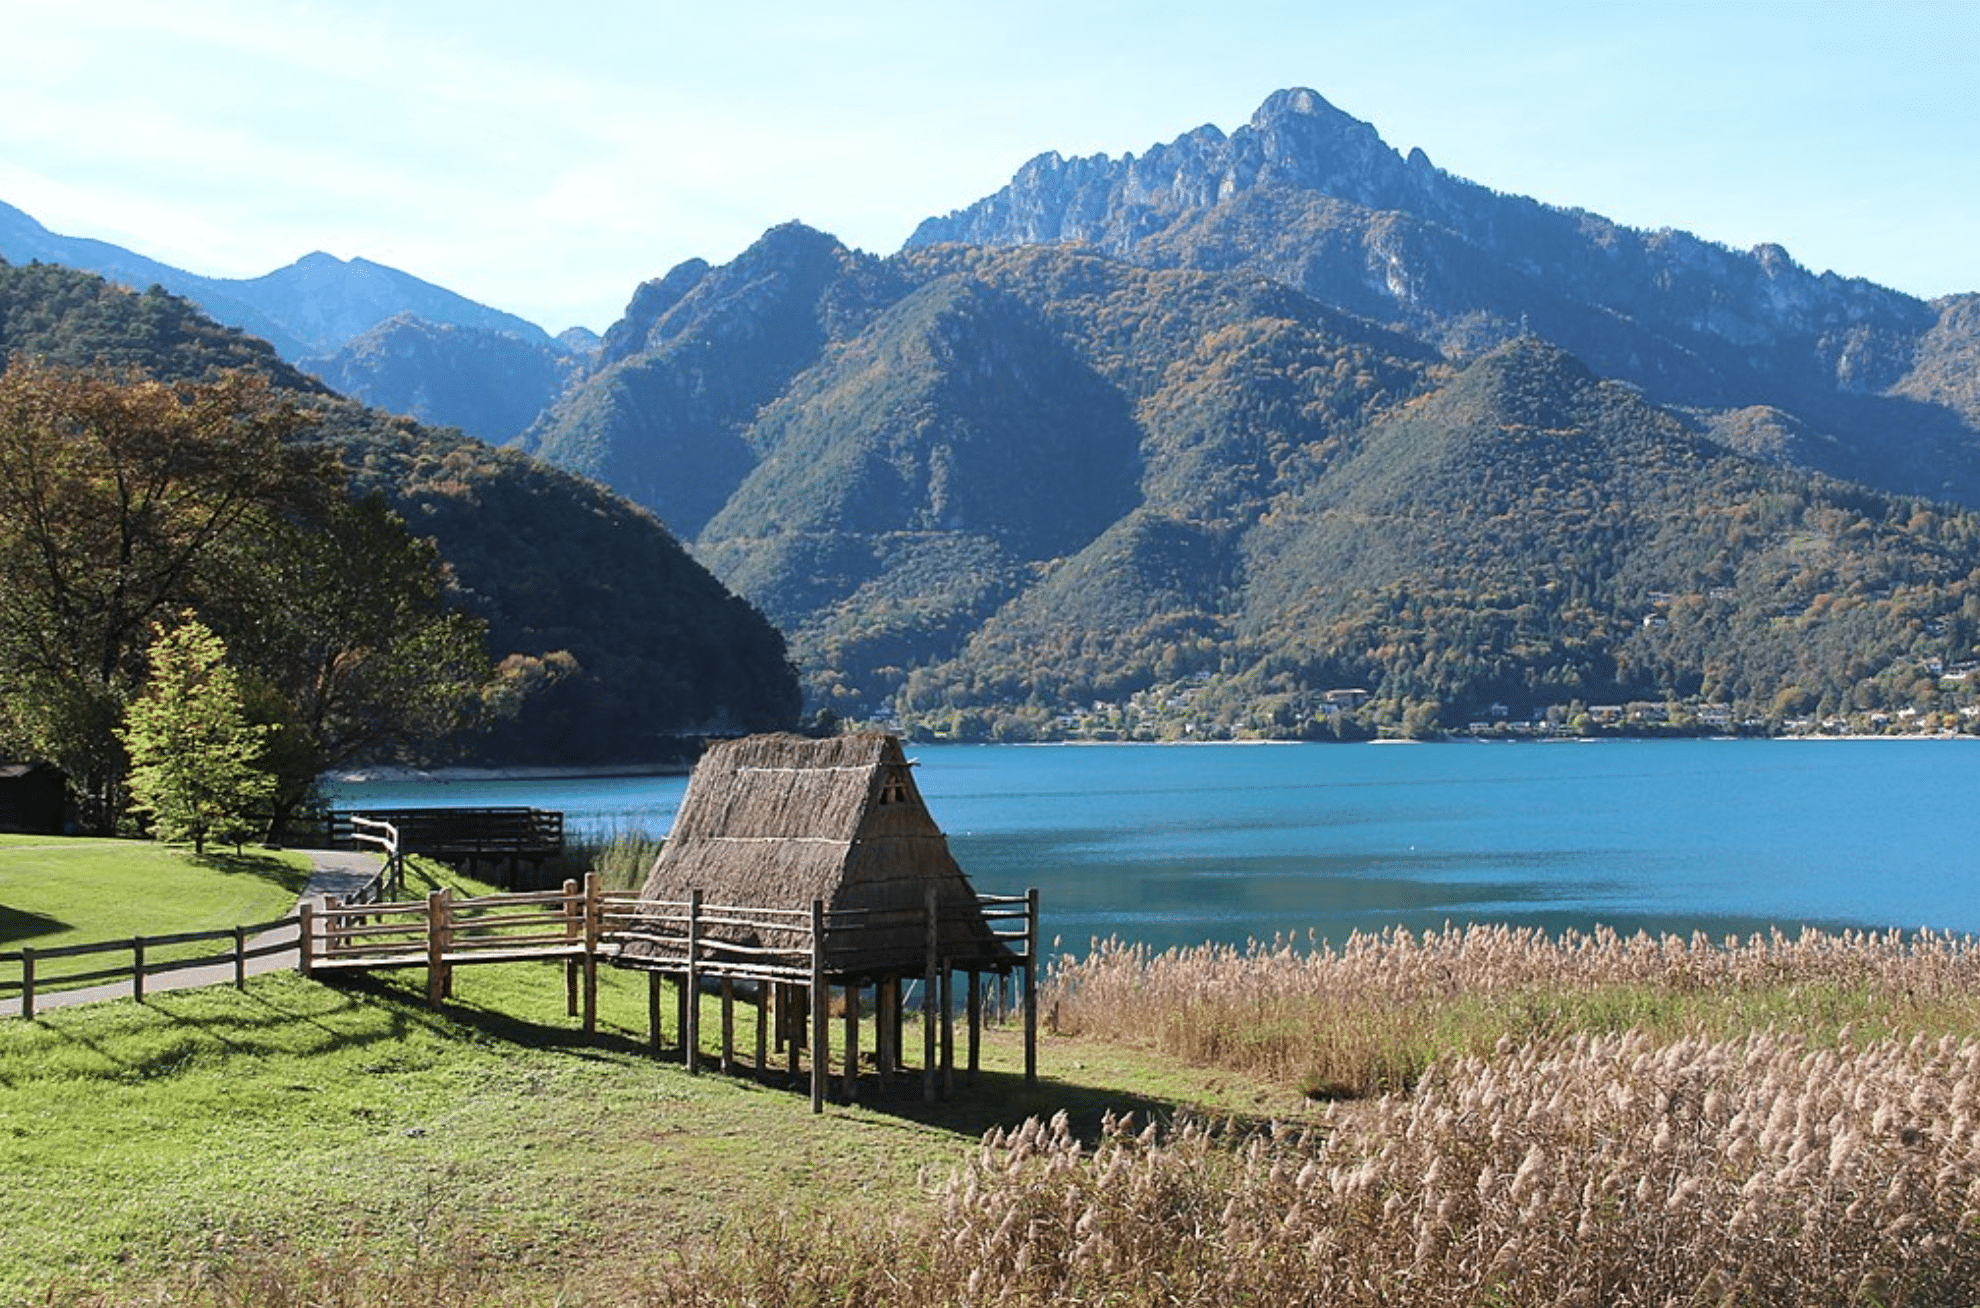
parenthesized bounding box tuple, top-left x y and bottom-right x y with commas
(618, 732, 1036, 1106)
(636, 731, 1010, 974)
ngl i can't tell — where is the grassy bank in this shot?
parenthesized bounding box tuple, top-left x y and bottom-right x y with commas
(0, 856, 1305, 1305)
(8, 846, 1980, 1304)
(0, 836, 311, 995)
(0, 835, 310, 949)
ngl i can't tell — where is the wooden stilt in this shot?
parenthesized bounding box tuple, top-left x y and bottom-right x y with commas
(891, 975, 905, 1074)
(1023, 887, 1039, 1089)
(967, 969, 982, 1083)
(684, 888, 703, 1073)
(876, 976, 895, 1091)
(755, 980, 769, 1079)
(843, 982, 859, 1102)
(674, 974, 690, 1061)
(924, 885, 939, 1104)
(810, 899, 828, 1114)
(648, 971, 663, 1052)
(940, 965, 954, 1100)
(787, 983, 802, 1081)
(720, 977, 735, 1073)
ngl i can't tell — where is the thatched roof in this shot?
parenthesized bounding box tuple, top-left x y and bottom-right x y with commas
(632, 733, 1012, 976)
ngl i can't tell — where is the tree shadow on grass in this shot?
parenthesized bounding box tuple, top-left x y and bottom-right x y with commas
(328, 968, 1304, 1146)
(0, 903, 69, 945)
(192, 849, 313, 895)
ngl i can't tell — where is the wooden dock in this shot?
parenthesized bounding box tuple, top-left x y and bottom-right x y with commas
(328, 807, 563, 887)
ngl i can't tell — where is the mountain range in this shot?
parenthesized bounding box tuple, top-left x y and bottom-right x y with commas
(9, 88, 1980, 742)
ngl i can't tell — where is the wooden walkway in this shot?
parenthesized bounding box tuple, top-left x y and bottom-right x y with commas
(327, 807, 562, 886)
(301, 874, 1040, 1110)
(4, 854, 1041, 1112)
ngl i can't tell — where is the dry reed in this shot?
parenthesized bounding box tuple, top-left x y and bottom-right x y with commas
(646, 1029, 1980, 1307)
(1045, 924, 1980, 1097)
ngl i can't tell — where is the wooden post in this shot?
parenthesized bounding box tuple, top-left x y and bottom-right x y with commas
(720, 977, 736, 1073)
(675, 975, 690, 1060)
(131, 936, 146, 1003)
(581, 872, 600, 1036)
(234, 924, 247, 991)
(297, 902, 315, 979)
(891, 975, 905, 1075)
(923, 885, 939, 1104)
(843, 982, 859, 1102)
(754, 980, 769, 1079)
(967, 969, 982, 1083)
(786, 983, 802, 1081)
(564, 877, 581, 1018)
(875, 976, 895, 1091)
(648, 971, 664, 1053)
(20, 945, 34, 1021)
(1024, 887, 1039, 1089)
(426, 887, 449, 1010)
(809, 898, 828, 1114)
(940, 966, 954, 1099)
(684, 888, 703, 1073)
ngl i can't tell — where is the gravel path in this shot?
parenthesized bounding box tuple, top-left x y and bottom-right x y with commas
(0, 847, 387, 1018)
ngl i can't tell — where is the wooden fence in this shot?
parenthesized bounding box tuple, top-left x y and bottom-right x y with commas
(5, 872, 1040, 1114)
(343, 815, 405, 903)
(598, 884, 1039, 1110)
(0, 914, 301, 1020)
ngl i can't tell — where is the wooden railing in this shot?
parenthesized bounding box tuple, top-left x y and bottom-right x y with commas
(328, 808, 562, 862)
(0, 914, 301, 1020)
(7, 874, 1041, 1112)
(344, 816, 404, 903)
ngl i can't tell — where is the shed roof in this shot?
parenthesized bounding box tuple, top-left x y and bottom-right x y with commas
(634, 733, 1010, 975)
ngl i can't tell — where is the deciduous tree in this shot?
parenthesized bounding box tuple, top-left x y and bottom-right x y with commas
(119, 619, 275, 854)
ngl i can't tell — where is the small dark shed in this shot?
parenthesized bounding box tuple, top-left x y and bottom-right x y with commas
(0, 762, 67, 835)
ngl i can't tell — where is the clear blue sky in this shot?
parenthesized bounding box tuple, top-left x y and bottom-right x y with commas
(3, 0, 1973, 334)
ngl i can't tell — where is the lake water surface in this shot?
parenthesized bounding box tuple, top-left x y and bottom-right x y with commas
(330, 740, 1980, 956)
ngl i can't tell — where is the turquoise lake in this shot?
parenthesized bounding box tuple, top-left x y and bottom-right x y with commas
(330, 739, 1980, 956)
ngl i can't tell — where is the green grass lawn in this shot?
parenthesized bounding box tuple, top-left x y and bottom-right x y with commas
(0, 834, 311, 948)
(0, 853, 1310, 1304)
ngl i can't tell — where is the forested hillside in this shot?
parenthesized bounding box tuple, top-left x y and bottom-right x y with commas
(532, 224, 1980, 740)
(0, 260, 799, 768)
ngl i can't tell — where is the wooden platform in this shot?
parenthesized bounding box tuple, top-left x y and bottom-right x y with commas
(328, 807, 563, 886)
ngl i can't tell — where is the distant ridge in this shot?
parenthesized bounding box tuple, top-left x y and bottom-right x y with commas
(0, 198, 555, 359)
